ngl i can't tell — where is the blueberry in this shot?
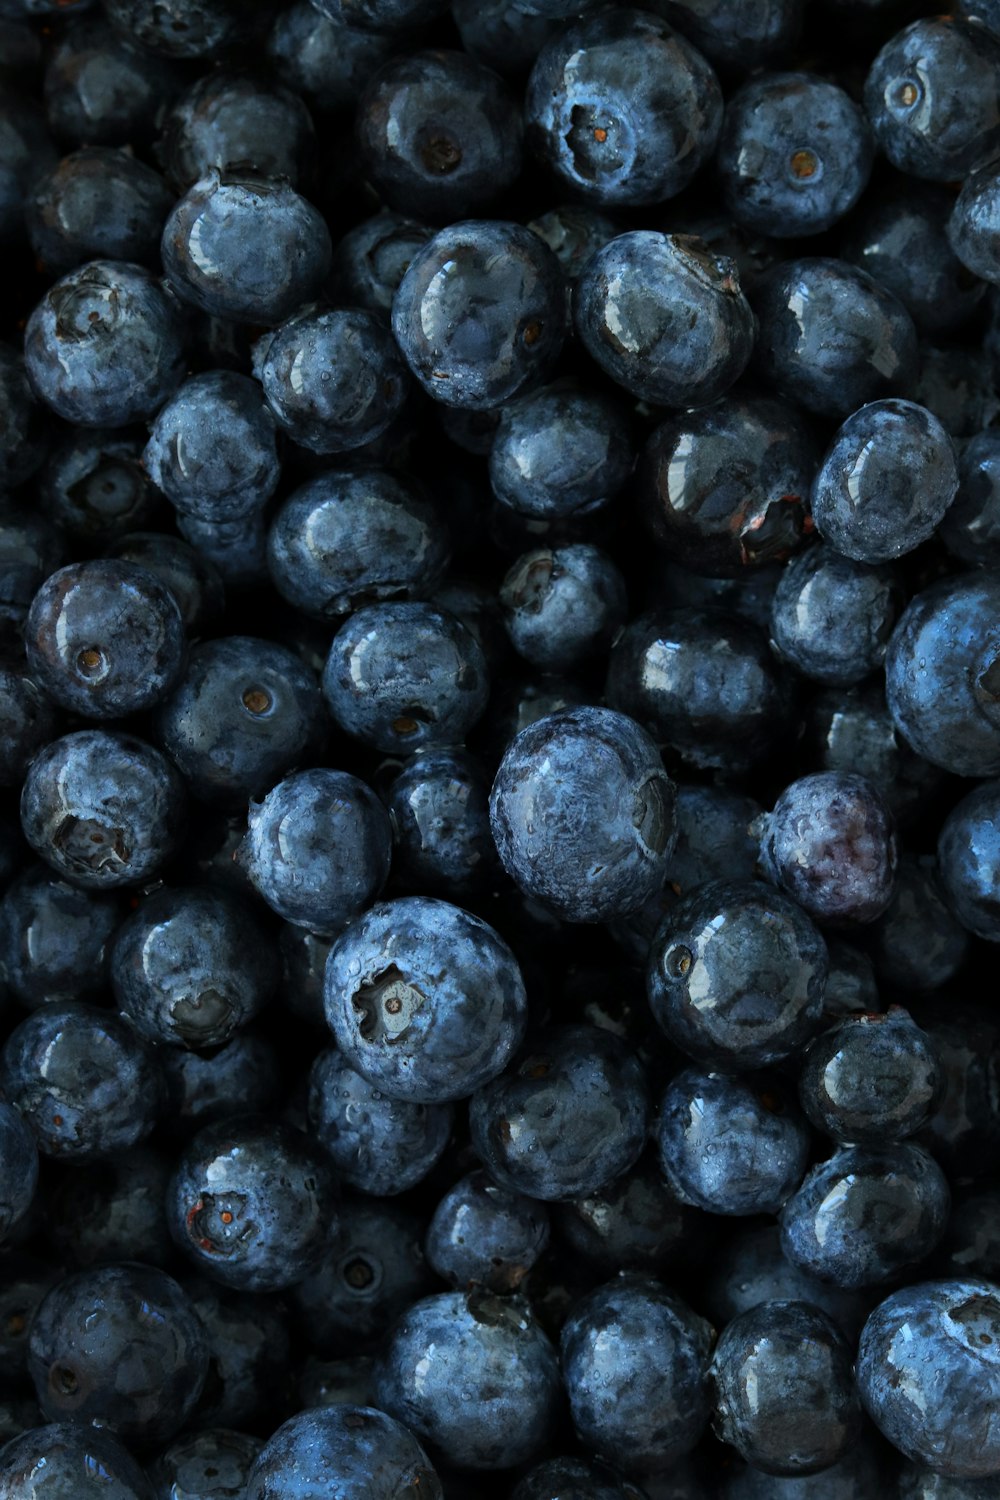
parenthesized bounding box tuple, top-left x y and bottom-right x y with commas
(452, 0, 559, 80)
(0, 88, 57, 245)
(47, 1146, 171, 1269)
(647, 878, 827, 1070)
(768, 543, 900, 687)
(525, 8, 722, 207)
(561, 1274, 712, 1478)
(886, 571, 1000, 778)
(324, 895, 527, 1103)
(110, 532, 224, 637)
(309, 0, 448, 29)
(0, 1423, 155, 1500)
(167, 1115, 336, 1292)
(0, 659, 60, 789)
(154, 636, 324, 807)
(391, 219, 566, 409)
(292, 1200, 430, 1352)
(913, 341, 1000, 440)
(110, 885, 278, 1049)
(916, 1000, 1000, 1181)
(780, 1142, 950, 1289)
(161, 171, 332, 326)
(0, 863, 119, 1009)
(758, 771, 897, 927)
(27, 147, 173, 273)
(175, 510, 269, 589)
(606, 608, 796, 775)
(253, 306, 410, 455)
(0, 345, 49, 490)
(375, 1291, 561, 1470)
(161, 1032, 281, 1136)
(246, 1406, 443, 1500)
(750, 259, 918, 420)
(499, 544, 627, 674)
(488, 381, 633, 524)
(267, 3, 398, 116)
(426, 1169, 549, 1294)
(858, 1279, 1000, 1477)
(721, 1441, 886, 1499)
(277, 925, 335, 1029)
(0, 505, 65, 642)
(940, 429, 1000, 567)
(322, 601, 489, 755)
(709, 1301, 861, 1476)
(937, 780, 1000, 943)
(655, 1067, 809, 1216)
(102, 0, 242, 59)
(704, 1224, 872, 1343)
(386, 746, 496, 897)
(897, 1462, 1000, 1498)
(864, 18, 1000, 181)
(511, 1458, 644, 1500)
(0, 1100, 37, 1244)
(639, 395, 814, 577)
(24, 260, 186, 427)
(237, 768, 391, 933)
(296, 1355, 376, 1413)
(651, 0, 802, 72)
(800, 1008, 941, 1145)
(867, 854, 971, 991)
(574, 232, 755, 407)
(42, 17, 181, 148)
(357, 50, 522, 221)
(1, 1002, 163, 1160)
(157, 71, 315, 191)
(148, 1429, 262, 1500)
(308, 1046, 453, 1195)
(144, 371, 280, 524)
(21, 729, 186, 890)
(552, 1149, 704, 1278)
(470, 1024, 649, 1201)
(657, 785, 761, 901)
(28, 1263, 208, 1446)
(37, 427, 164, 546)
(26, 558, 186, 719)
(184, 1277, 291, 1431)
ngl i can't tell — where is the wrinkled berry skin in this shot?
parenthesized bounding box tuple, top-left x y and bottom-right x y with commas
(21, 730, 186, 891)
(864, 18, 1000, 182)
(143, 371, 280, 523)
(0, 1100, 38, 1243)
(655, 1068, 809, 1217)
(857, 1279, 1000, 1477)
(811, 399, 957, 564)
(525, 8, 722, 208)
(561, 1275, 713, 1478)
(357, 50, 522, 221)
(26, 559, 186, 720)
(308, 1047, 453, 1196)
(161, 171, 332, 326)
(769, 543, 900, 687)
(752, 260, 918, 422)
(759, 772, 897, 927)
(574, 232, 755, 407)
(27, 1263, 208, 1446)
(647, 879, 827, 1071)
(238, 768, 391, 933)
(606, 608, 796, 775)
(0, 1423, 154, 1500)
(938, 781, 1000, 942)
(1, 1002, 163, 1161)
(639, 396, 813, 577)
(799, 1009, 941, 1144)
(426, 1170, 550, 1294)
(322, 602, 489, 756)
(470, 1024, 649, 1201)
(710, 1301, 861, 1476)
(886, 572, 1000, 779)
(490, 706, 675, 924)
(246, 1405, 443, 1500)
(167, 1115, 337, 1293)
(267, 469, 449, 621)
(148, 1429, 262, 1500)
(110, 885, 277, 1050)
(154, 636, 324, 807)
(375, 1291, 561, 1471)
(24, 260, 185, 427)
(780, 1142, 950, 1290)
(391, 220, 566, 410)
(718, 74, 873, 238)
(499, 545, 628, 674)
(325, 895, 527, 1103)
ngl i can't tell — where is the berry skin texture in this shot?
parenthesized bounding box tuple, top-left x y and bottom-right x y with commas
(488, 380, 634, 522)
(525, 8, 723, 208)
(560, 1274, 713, 1478)
(386, 745, 497, 898)
(26, 146, 174, 273)
(709, 1300, 861, 1477)
(0, 1423, 155, 1500)
(799, 1009, 941, 1145)
(324, 895, 528, 1103)
(937, 780, 1000, 942)
(237, 768, 392, 934)
(23, 260, 185, 428)
(148, 1430, 262, 1500)
(768, 543, 901, 687)
(374, 1290, 561, 1471)
(574, 232, 756, 408)
(857, 1279, 1000, 1478)
(391, 219, 566, 410)
(499, 544, 628, 674)
(426, 1169, 550, 1294)
(0, 1100, 38, 1244)
(489, 706, 676, 925)
(245, 1405, 443, 1500)
(25, 559, 186, 719)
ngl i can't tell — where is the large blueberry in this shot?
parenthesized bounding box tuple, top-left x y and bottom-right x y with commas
(246, 1406, 442, 1500)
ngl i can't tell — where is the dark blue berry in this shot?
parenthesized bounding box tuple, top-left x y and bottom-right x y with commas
(489, 381, 633, 523)
(267, 3, 397, 116)
(102, 0, 242, 60)
(47, 1146, 171, 1269)
(161, 1032, 280, 1137)
(148, 1429, 262, 1500)
(37, 427, 163, 546)
(386, 746, 496, 897)
(652, 0, 801, 72)
(27, 148, 173, 273)
(0, 1423, 154, 1500)
(499, 544, 627, 673)
(937, 780, 1000, 942)
(109, 532, 224, 637)
(426, 1169, 549, 1294)
(769, 543, 900, 686)
(184, 1276, 291, 1431)
(157, 71, 315, 191)
(0, 863, 119, 1009)
(799, 1008, 941, 1145)
(42, 17, 180, 148)
(0, 345, 49, 490)
(552, 1150, 705, 1277)
(940, 429, 1000, 567)
(867, 854, 971, 990)
(246, 1406, 443, 1500)
(0, 1100, 37, 1244)
(329, 210, 432, 319)
(0, 659, 59, 789)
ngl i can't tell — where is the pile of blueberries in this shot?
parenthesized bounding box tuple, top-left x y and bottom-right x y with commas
(8, 0, 1000, 1495)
